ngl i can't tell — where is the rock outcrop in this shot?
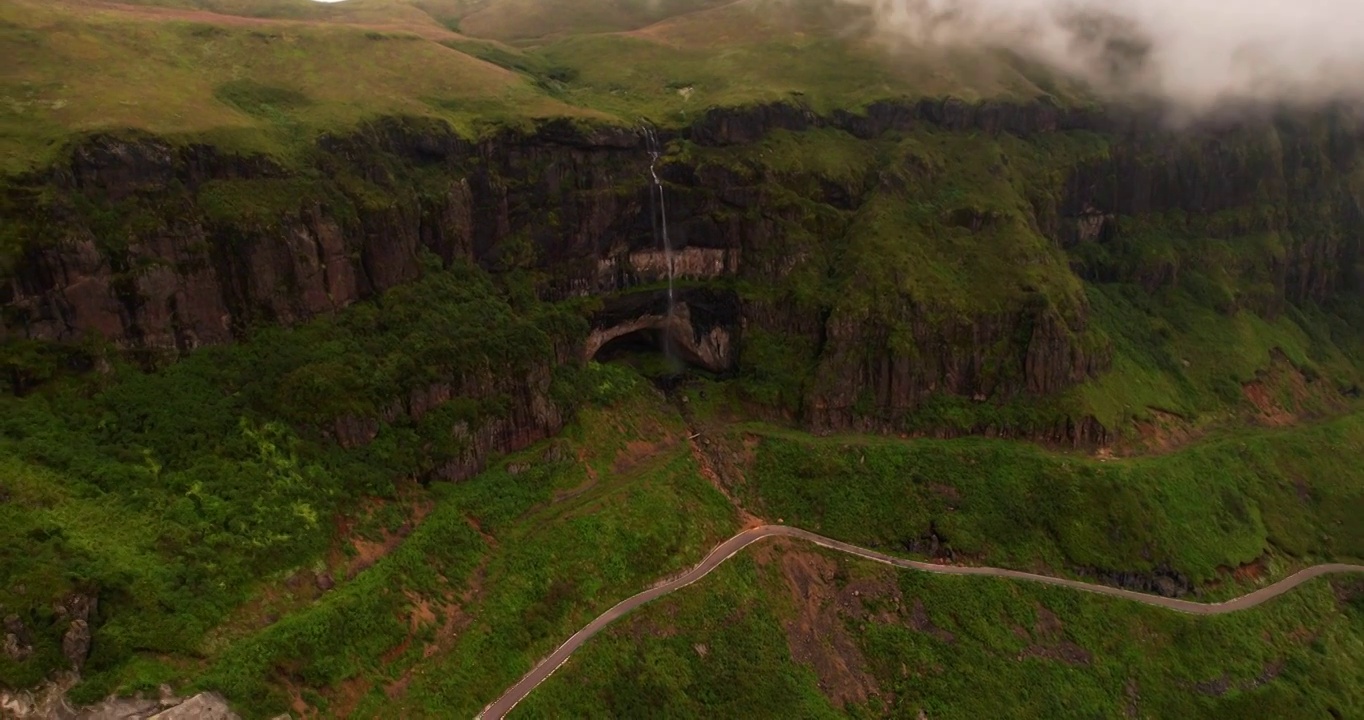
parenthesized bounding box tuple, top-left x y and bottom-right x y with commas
(52, 593, 97, 673)
(1074, 565, 1195, 599)
(145, 692, 238, 720)
(3, 614, 33, 662)
(1, 676, 244, 720)
(585, 287, 741, 373)
(59, 622, 90, 674)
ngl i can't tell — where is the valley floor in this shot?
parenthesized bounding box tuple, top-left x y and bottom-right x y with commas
(196, 386, 1364, 720)
(6, 368, 1364, 719)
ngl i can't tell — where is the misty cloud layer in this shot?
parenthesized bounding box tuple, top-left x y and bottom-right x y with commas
(846, 0, 1364, 111)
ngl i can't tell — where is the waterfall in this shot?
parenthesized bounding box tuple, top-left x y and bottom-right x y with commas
(642, 124, 681, 371)
(642, 125, 675, 314)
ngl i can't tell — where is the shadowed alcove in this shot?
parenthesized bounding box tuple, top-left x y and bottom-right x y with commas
(584, 289, 740, 375)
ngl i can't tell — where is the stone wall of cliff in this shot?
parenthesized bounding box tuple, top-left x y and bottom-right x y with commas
(3, 100, 1362, 451)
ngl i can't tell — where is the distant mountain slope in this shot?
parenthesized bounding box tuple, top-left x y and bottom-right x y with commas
(0, 0, 1092, 173)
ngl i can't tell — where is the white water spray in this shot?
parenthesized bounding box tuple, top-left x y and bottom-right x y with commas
(641, 124, 682, 371)
(642, 125, 675, 315)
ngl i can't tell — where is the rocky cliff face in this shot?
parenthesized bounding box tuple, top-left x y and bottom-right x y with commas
(1058, 115, 1364, 309)
(4, 101, 1362, 450)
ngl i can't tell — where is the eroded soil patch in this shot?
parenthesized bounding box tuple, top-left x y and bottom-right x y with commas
(773, 545, 886, 709)
(1242, 349, 1343, 427)
(1015, 605, 1092, 666)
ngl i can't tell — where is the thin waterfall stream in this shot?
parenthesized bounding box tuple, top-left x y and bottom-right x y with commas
(642, 125, 681, 370)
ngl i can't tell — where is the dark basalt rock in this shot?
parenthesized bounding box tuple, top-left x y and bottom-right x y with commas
(901, 522, 955, 561)
(61, 620, 90, 671)
(4, 100, 1361, 454)
(1073, 565, 1195, 598)
(3, 613, 33, 662)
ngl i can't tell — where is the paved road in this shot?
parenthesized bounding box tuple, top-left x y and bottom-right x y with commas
(477, 525, 1364, 719)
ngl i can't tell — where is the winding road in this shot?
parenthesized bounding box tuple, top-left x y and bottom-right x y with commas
(477, 525, 1364, 719)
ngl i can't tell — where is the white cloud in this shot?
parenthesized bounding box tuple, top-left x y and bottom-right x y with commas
(845, 0, 1364, 110)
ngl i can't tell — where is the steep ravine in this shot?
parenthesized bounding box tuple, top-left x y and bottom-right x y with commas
(4, 99, 1363, 456)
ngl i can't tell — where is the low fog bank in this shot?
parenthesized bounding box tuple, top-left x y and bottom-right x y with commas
(845, 0, 1364, 115)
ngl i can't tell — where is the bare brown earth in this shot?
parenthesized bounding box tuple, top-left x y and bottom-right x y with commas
(1121, 353, 1341, 456)
(776, 547, 884, 708)
(1243, 382, 1297, 426)
(1241, 350, 1340, 427)
(1016, 605, 1093, 666)
(346, 497, 434, 580)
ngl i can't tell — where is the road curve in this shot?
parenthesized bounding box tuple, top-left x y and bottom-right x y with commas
(477, 525, 1364, 719)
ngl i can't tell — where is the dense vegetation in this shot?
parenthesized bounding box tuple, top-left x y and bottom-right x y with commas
(200, 387, 737, 718)
(521, 546, 1364, 719)
(0, 239, 753, 717)
(0, 259, 584, 693)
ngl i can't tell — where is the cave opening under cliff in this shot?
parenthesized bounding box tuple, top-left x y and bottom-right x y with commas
(592, 328, 690, 378)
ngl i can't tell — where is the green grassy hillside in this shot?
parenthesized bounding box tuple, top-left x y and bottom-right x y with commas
(1, 234, 1356, 709)
(520, 543, 1364, 719)
(739, 415, 1364, 585)
(3, 267, 1360, 715)
(0, 0, 1088, 172)
(0, 0, 590, 172)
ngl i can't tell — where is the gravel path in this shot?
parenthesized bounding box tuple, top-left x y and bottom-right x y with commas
(478, 525, 1364, 719)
